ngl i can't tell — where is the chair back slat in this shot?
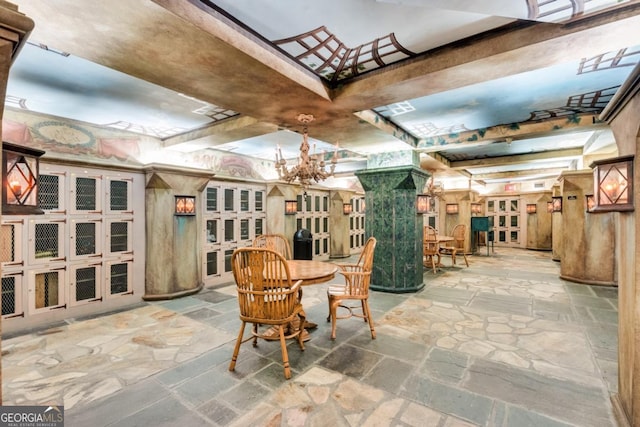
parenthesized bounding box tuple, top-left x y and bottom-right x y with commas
(253, 234, 292, 260)
(423, 225, 439, 256)
(232, 247, 299, 322)
(452, 224, 466, 250)
(343, 237, 376, 296)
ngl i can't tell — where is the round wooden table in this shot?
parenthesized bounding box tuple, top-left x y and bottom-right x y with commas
(286, 259, 338, 333)
(286, 259, 339, 285)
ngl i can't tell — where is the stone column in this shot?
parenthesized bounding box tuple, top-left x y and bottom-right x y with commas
(559, 170, 615, 285)
(442, 189, 474, 253)
(551, 184, 562, 261)
(523, 191, 552, 250)
(0, 1, 34, 404)
(266, 183, 299, 250)
(356, 166, 429, 293)
(600, 62, 640, 427)
(330, 190, 353, 259)
(143, 165, 212, 299)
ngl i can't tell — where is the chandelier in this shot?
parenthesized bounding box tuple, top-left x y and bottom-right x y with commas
(424, 175, 444, 199)
(275, 114, 337, 190)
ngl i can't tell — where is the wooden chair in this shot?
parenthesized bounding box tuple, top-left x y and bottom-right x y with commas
(439, 224, 469, 267)
(326, 237, 377, 340)
(253, 234, 292, 260)
(229, 247, 306, 379)
(423, 225, 440, 273)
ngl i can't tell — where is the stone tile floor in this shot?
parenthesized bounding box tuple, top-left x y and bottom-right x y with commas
(2, 247, 619, 426)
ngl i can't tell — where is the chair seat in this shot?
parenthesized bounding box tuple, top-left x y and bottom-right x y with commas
(327, 284, 347, 296)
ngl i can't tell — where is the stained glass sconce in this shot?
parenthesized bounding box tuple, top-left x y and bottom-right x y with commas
(591, 155, 634, 212)
(175, 195, 196, 215)
(285, 200, 297, 215)
(2, 142, 45, 215)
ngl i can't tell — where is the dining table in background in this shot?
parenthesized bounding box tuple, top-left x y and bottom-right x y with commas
(424, 235, 455, 269)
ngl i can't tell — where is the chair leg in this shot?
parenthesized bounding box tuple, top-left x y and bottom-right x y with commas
(330, 298, 340, 340)
(278, 325, 292, 379)
(229, 321, 246, 372)
(431, 255, 437, 274)
(297, 312, 306, 351)
(326, 293, 331, 323)
(451, 250, 457, 266)
(252, 323, 259, 347)
(462, 252, 469, 267)
(363, 299, 376, 339)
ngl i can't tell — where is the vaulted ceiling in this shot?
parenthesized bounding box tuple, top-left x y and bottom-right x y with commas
(7, 0, 640, 190)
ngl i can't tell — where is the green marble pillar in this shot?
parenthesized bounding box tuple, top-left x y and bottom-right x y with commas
(356, 166, 430, 293)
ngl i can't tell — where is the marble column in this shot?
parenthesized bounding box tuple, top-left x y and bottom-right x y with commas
(0, 1, 34, 404)
(356, 166, 429, 293)
(143, 165, 212, 299)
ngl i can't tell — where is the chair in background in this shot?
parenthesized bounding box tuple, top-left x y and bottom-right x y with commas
(326, 237, 377, 340)
(439, 224, 469, 267)
(423, 225, 440, 273)
(229, 247, 305, 379)
(253, 234, 292, 260)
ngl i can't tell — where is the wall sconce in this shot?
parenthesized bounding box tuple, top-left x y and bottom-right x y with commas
(591, 155, 634, 212)
(343, 203, 353, 215)
(446, 203, 459, 214)
(175, 195, 196, 215)
(416, 194, 430, 214)
(552, 196, 562, 213)
(526, 204, 537, 214)
(471, 203, 482, 215)
(585, 194, 595, 213)
(2, 142, 45, 215)
(547, 201, 553, 213)
(284, 199, 297, 215)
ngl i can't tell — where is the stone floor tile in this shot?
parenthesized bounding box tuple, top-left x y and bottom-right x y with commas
(197, 398, 239, 426)
(65, 378, 170, 426)
(464, 358, 612, 427)
(570, 294, 619, 309)
(174, 365, 239, 407)
(426, 380, 494, 426)
(362, 357, 414, 394)
(113, 395, 214, 427)
(419, 286, 476, 305)
(422, 347, 469, 384)
(588, 307, 619, 324)
(218, 379, 271, 411)
(503, 404, 579, 427)
(468, 294, 532, 316)
(318, 344, 383, 379)
(564, 283, 596, 296)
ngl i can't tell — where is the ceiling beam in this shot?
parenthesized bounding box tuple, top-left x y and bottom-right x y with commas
(471, 167, 568, 180)
(162, 116, 279, 147)
(416, 113, 604, 152)
(353, 110, 418, 147)
(450, 147, 584, 169)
